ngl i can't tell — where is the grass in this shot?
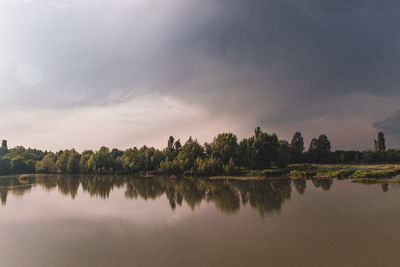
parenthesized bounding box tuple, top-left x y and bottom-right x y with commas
(351, 178, 400, 184)
(350, 169, 400, 179)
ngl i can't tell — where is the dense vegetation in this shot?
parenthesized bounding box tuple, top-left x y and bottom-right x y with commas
(0, 128, 399, 176)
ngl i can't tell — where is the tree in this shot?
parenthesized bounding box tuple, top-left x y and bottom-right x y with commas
(111, 148, 123, 159)
(308, 135, 331, 163)
(89, 147, 115, 173)
(0, 140, 8, 156)
(223, 157, 236, 175)
(79, 150, 93, 173)
(10, 157, 28, 173)
(250, 128, 279, 169)
(208, 133, 238, 165)
(276, 140, 291, 168)
(164, 136, 181, 161)
(36, 154, 57, 173)
(176, 137, 204, 171)
(0, 158, 11, 175)
(67, 150, 81, 173)
(374, 132, 386, 152)
(290, 132, 304, 163)
(56, 151, 69, 173)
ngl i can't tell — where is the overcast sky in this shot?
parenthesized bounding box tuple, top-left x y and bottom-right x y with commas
(1, 0, 400, 151)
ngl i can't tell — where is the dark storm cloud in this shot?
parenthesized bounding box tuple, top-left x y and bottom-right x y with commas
(374, 111, 400, 136)
(2, 0, 400, 148)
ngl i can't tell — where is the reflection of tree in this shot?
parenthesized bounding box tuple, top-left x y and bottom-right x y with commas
(293, 178, 306, 194)
(125, 178, 165, 200)
(0, 187, 7, 205)
(0, 176, 34, 205)
(311, 178, 333, 191)
(246, 180, 291, 217)
(381, 183, 389, 192)
(56, 175, 80, 199)
(2, 175, 294, 218)
(208, 181, 240, 214)
(175, 179, 206, 210)
(122, 177, 292, 216)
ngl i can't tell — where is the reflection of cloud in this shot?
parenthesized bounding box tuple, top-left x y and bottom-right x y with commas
(164, 202, 212, 226)
(2, 186, 201, 227)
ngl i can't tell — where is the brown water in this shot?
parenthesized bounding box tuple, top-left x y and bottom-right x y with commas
(1, 175, 399, 267)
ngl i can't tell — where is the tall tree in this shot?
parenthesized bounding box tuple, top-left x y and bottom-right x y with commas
(250, 127, 279, 169)
(208, 133, 238, 165)
(308, 135, 331, 163)
(0, 140, 8, 156)
(374, 132, 386, 152)
(176, 137, 204, 170)
(276, 140, 291, 168)
(290, 132, 304, 163)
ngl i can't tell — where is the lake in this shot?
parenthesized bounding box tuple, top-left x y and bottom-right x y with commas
(1, 175, 400, 267)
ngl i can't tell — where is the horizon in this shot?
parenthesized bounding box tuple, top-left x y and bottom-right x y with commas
(0, 128, 388, 153)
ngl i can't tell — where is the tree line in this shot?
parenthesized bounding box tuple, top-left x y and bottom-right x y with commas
(0, 128, 397, 176)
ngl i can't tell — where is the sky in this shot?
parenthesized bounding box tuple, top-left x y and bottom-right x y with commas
(1, 0, 400, 151)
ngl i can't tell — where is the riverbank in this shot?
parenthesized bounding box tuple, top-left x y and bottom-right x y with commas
(2, 163, 400, 184)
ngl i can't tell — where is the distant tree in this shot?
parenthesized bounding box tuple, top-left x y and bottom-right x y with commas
(308, 135, 331, 163)
(36, 154, 57, 173)
(67, 150, 81, 173)
(374, 132, 386, 152)
(223, 157, 236, 175)
(194, 156, 222, 175)
(164, 136, 181, 161)
(78, 150, 94, 173)
(276, 140, 291, 168)
(176, 137, 204, 171)
(237, 128, 279, 169)
(238, 138, 251, 168)
(0, 140, 8, 156)
(0, 158, 11, 175)
(10, 157, 28, 173)
(209, 133, 238, 165)
(111, 148, 123, 159)
(308, 138, 318, 153)
(56, 151, 69, 173)
(90, 147, 115, 173)
(290, 132, 304, 163)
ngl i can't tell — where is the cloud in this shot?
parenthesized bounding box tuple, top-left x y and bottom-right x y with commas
(1, 0, 400, 149)
(374, 111, 400, 135)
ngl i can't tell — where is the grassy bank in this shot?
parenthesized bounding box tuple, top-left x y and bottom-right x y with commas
(229, 164, 400, 180)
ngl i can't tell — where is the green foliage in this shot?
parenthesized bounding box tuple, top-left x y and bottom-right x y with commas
(350, 169, 400, 179)
(176, 137, 204, 170)
(194, 156, 222, 175)
(223, 158, 236, 175)
(87, 147, 116, 173)
(207, 133, 238, 165)
(36, 154, 57, 173)
(238, 128, 279, 170)
(276, 140, 291, 168)
(0, 129, 400, 177)
(0, 157, 11, 175)
(0, 140, 8, 156)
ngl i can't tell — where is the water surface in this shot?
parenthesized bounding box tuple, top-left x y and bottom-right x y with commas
(1, 175, 399, 267)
